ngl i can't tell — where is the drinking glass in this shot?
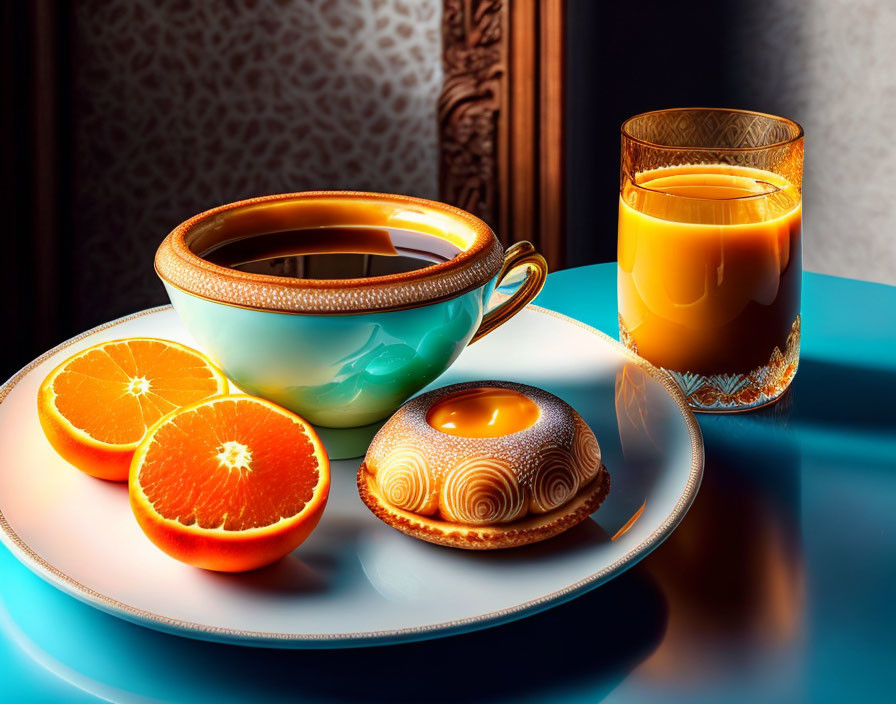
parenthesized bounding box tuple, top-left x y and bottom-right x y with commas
(617, 108, 804, 412)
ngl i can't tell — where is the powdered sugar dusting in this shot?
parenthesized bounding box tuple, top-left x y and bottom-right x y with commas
(365, 381, 601, 523)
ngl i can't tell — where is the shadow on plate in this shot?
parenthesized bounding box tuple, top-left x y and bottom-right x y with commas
(202, 518, 372, 595)
(201, 555, 330, 595)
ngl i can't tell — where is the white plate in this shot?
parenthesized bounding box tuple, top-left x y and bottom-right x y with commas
(0, 305, 702, 648)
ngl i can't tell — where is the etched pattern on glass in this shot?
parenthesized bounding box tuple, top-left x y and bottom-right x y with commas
(621, 109, 804, 193)
(619, 315, 801, 412)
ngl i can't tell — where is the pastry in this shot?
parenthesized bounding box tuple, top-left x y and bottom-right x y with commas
(357, 381, 609, 549)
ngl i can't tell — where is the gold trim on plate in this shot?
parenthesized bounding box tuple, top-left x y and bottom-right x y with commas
(0, 304, 703, 646)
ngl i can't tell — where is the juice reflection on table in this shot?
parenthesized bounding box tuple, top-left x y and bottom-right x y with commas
(618, 163, 801, 410)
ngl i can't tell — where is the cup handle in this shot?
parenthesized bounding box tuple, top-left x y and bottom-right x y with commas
(469, 241, 548, 344)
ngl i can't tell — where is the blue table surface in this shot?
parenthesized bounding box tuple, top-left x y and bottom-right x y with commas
(2, 263, 895, 703)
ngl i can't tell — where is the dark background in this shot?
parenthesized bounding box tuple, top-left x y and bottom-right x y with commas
(565, 0, 804, 268)
(3, 0, 807, 380)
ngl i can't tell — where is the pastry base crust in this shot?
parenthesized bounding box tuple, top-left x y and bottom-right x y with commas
(357, 464, 610, 550)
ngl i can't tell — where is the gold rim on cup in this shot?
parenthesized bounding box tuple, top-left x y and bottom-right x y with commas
(155, 191, 506, 315)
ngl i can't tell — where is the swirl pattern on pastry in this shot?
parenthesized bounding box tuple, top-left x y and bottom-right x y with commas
(375, 445, 437, 515)
(362, 381, 603, 532)
(529, 444, 578, 514)
(439, 456, 527, 525)
(572, 421, 601, 485)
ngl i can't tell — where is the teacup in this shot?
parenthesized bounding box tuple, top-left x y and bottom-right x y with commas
(156, 192, 547, 429)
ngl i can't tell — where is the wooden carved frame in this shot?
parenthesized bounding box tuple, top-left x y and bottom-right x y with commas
(439, 0, 566, 271)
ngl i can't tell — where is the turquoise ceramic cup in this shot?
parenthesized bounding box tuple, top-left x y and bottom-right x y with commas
(156, 192, 547, 429)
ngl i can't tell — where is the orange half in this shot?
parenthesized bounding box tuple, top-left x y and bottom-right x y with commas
(37, 338, 229, 480)
(129, 395, 330, 572)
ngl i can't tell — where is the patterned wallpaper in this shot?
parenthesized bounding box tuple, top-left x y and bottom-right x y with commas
(71, 0, 443, 327)
(69, 0, 896, 336)
(731, 0, 896, 285)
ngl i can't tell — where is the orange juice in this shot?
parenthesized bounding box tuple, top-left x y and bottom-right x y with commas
(618, 164, 801, 378)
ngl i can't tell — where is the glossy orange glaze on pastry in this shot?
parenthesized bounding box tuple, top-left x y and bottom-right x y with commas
(425, 387, 541, 438)
(358, 381, 610, 549)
